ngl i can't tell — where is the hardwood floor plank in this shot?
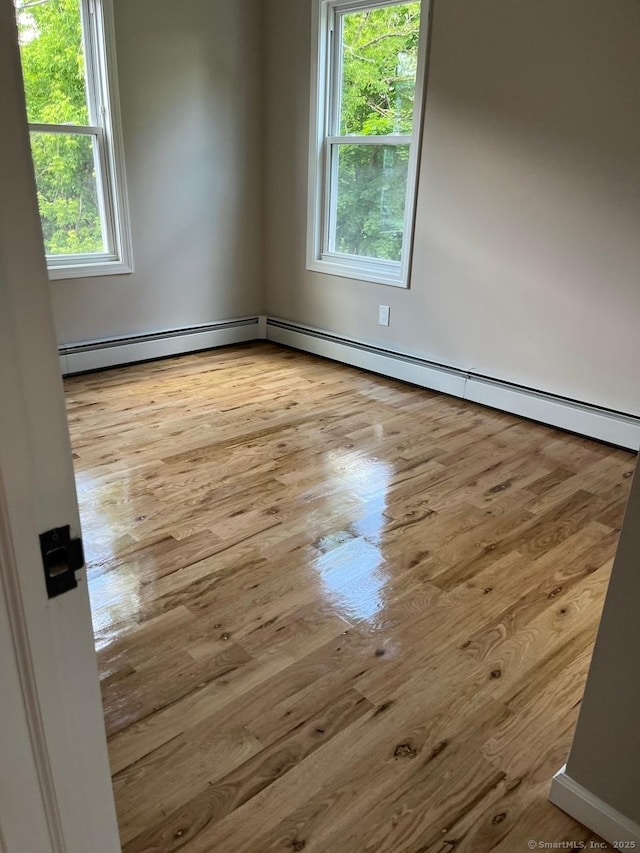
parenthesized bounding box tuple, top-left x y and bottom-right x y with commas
(123, 688, 373, 852)
(167, 682, 504, 853)
(102, 641, 253, 737)
(114, 724, 261, 845)
(64, 343, 632, 852)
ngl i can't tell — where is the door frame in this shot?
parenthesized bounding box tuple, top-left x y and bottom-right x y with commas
(0, 479, 67, 852)
(0, 1, 120, 849)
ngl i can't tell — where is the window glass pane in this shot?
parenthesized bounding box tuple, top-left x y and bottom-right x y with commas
(30, 131, 106, 255)
(15, 0, 90, 125)
(331, 143, 409, 262)
(339, 2, 421, 136)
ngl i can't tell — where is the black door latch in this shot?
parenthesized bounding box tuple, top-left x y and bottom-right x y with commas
(39, 525, 85, 599)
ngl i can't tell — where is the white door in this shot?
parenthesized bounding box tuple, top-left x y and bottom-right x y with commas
(0, 3, 120, 851)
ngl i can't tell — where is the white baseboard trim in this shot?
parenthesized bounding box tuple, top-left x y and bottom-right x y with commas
(465, 376, 640, 450)
(550, 767, 640, 845)
(266, 317, 640, 450)
(59, 314, 640, 449)
(267, 318, 467, 400)
(59, 316, 263, 376)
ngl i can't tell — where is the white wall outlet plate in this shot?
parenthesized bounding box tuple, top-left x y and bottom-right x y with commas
(379, 305, 390, 326)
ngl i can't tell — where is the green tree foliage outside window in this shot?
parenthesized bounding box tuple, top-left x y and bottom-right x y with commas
(333, 2, 421, 263)
(16, 0, 105, 256)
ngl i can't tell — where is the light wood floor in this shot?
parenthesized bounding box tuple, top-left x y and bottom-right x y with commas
(65, 343, 635, 853)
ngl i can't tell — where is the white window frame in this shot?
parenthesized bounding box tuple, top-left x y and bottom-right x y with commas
(22, 0, 132, 280)
(307, 0, 430, 288)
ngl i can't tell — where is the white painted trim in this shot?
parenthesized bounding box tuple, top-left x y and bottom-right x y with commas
(28, 123, 103, 136)
(58, 313, 640, 448)
(550, 767, 640, 846)
(326, 134, 412, 145)
(306, 0, 431, 289)
(307, 257, 406, 288)
(306, 0, 325, 275)
(466, 376, 640, 451)
(96, 0, 134, 275)
(267, 318, 467, 398)
(0, 478, 65, 853)
(1, 2, 121, 845)
(41, 0, 133, 281)
(265, 318, 640, 450)
(60, 317, 261, 375)
(48, 258, 132, 281)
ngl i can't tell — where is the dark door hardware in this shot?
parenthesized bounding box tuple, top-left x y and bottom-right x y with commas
(39, 526, 85, 599)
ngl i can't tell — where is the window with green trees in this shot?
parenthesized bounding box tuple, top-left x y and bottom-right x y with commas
(14, 0, 131, 277)
(308, 0, 426, 287)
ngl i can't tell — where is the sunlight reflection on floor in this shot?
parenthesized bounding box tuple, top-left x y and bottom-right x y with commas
(313, 448, 392, 623)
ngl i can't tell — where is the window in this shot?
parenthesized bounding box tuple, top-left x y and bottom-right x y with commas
(307, 0, 428, 287)
(14, 0, 131, 279)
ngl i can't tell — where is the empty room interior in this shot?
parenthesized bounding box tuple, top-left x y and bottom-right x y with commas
(3, 0, 640, 851)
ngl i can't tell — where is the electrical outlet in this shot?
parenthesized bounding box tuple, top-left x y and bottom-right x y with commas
(378, 305, 390, 326)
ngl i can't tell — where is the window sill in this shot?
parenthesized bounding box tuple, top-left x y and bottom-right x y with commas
(306, 257, 409, 288)
(47, 259, 133, 281)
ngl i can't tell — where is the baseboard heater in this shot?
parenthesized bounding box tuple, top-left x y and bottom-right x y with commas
(58, 314, 640, 450)
(266, 317, 640, 451)
(59, 316, 264, 376)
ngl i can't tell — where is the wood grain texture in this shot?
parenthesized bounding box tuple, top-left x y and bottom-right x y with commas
(65, 343, 635, 852)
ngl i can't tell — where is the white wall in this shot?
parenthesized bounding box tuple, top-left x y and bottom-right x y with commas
(263, 0, 640, 416)
(51, 0, 264, 345)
